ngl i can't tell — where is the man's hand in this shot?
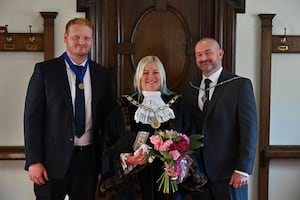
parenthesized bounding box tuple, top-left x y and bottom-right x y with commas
(229, 172, 249, 188)
(28, 163, 49, 185)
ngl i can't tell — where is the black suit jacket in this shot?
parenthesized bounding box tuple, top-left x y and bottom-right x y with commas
(24, 54, 113, 179)
(182, 69, 257, 181)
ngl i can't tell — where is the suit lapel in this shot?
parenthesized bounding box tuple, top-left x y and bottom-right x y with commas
(189, 79, 202, 113)
(89, 62, 98, 124)
(57, 56, 74, 116)
(204, 69, 234, 119)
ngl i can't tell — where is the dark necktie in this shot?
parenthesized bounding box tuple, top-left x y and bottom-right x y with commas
(203, 78, 211, 114)
(75, 65, 85, 138)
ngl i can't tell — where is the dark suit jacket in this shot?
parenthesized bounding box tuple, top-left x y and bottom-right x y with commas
(24, 54, 113, 179)
(182, 69, 257, 181)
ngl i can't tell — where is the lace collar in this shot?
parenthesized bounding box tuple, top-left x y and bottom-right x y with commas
(123, 91, 179, 128)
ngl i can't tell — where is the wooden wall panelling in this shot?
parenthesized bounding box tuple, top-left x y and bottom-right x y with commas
(258, 14, 300, 200)
(258, 13, 274, 200)
(272, 35, 300, 53)
(0, 11, 58, 160)
(264, 145, 300, 159)
(0, 146, 25, 160)
(77, 0, 98, 60)
(77, 0, 245, 98)
(79, 1, 245, 199)
(0, 32, 44, 51)
(76, 0, 246, 199)
(40, 12, 58, 60)
(0, 12, 58, 60)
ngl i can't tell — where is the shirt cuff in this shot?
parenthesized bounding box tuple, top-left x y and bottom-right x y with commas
(234, 170, 249, 177)
(120, 153, 134, 174)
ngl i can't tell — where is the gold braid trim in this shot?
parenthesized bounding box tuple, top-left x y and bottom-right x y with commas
(116, 98, 131, 133)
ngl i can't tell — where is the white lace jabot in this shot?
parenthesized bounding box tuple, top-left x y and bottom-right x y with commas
(134, 91, 175, 124)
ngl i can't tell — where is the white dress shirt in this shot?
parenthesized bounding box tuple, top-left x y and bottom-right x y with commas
(198, 67, 223, 111)
(65, 59, 93, 146)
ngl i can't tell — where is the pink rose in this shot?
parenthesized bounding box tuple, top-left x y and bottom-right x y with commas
(150, 135, 163, 151)
(170, 135, 190, 152)
(169, 150, 181, 160)
(159, 139, 173, 152)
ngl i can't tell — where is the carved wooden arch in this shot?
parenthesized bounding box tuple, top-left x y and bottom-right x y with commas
(77, 0, 245, 97)
(127, 5, 192, 90)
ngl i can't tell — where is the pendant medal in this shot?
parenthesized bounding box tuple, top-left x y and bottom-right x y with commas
(201, 94, 207, 103)
(151, 119, 161, 129)
(78, 82, 84, 90)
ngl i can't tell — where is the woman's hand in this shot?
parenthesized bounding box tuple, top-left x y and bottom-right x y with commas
(126, 149, 147, 165)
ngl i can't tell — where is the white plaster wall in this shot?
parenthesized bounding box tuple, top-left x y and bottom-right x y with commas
(1, 0, 300, 199)
(236, 0, 300, 199)
(0, 0, 84, 199)
(0, 0, 85, 146)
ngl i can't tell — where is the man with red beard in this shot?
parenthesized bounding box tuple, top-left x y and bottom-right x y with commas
(24, 18, 113, 200)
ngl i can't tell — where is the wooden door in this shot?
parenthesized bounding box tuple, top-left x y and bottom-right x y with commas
(76, 0, 245, 199)
(78, 0, 245, 97)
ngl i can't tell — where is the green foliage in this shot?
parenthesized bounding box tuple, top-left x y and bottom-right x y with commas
(189, 134, 204, 150)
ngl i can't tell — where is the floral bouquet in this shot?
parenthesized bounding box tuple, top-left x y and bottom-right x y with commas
(148, 129, 203, 194)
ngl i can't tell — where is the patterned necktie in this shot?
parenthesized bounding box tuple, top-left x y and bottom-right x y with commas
(203, 78, 211, 114)
(75, 65, 85, 138)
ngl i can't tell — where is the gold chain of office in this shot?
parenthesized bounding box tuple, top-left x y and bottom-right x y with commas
(122, 94, 180, 129)
(189, 76, 241, 91)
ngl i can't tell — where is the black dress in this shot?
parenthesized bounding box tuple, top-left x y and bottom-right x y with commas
(100, 93, 191, 200)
